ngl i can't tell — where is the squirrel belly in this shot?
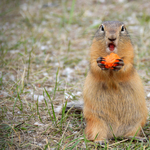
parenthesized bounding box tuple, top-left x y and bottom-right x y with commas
(83, 70, 147, 140)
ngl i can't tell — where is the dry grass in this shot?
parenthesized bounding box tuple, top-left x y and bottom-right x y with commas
(0, 0, 150, 149)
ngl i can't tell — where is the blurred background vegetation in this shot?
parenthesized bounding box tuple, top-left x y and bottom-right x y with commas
(0, 0, 150, 149)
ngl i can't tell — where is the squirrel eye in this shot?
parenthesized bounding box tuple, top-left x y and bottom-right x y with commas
(99, 24, 104, 32)
(121, 25, 125, 32)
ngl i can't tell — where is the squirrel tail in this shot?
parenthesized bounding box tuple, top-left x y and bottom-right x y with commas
(55, 100, 83, 114)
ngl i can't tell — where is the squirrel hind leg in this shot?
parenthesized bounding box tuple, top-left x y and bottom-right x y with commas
(124, 125, 141, 138)
(85, 118, 108, 142)
(124, 124, 148, 142)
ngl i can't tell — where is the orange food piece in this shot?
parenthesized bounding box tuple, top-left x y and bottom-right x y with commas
(101, 53, 121, 69)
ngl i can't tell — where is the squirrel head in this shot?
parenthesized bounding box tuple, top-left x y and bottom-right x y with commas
(94, 21, 132, 55)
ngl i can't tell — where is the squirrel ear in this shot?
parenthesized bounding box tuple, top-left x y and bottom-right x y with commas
(99, 24, 104, 32)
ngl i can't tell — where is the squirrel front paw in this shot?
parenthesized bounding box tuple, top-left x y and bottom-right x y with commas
(97, 57, 108, 70)
(113, 59, 124, 71)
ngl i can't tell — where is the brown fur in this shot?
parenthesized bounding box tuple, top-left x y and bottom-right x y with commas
(83, 21, 148, 142)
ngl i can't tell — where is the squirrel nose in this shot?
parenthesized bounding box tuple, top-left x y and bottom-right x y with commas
(108, 38, 116, 41)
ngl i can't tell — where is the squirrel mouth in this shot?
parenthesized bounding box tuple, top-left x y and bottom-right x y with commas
(108, 43, 115, 51)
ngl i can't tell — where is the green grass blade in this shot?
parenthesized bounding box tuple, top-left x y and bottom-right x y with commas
(13, 98, 18, 116)
(53, 67, 59, 99)
(68, 0, 76, 25)
(0, 72, 3, 86)
(110, 125, 117, 142)
(44, 98, 54, 124)
(69, 140, 80, 150)
(36, 97, 42, 122)
(27, 48, 33, 80)
(18, 92, 23, 112)
(128, 127, 140, 149)
(61, 100, 68, 124)
(44, 88, 57, 125)
(64, 137, 82, 149)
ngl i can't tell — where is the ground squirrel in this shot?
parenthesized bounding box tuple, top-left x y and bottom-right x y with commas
(83, 20, 148, 143)
(57, 21, 148, 143)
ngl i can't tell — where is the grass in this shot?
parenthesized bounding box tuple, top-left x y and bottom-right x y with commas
(0, 0, 150, 149)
